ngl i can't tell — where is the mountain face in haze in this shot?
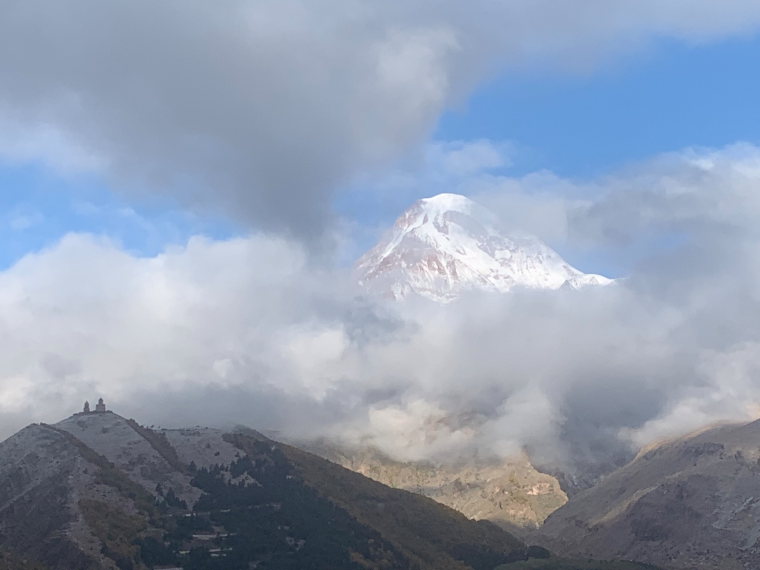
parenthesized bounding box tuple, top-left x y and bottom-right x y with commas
(305, 442, 567, 533)
(356, 193, 611, 302)
(537, 419, 760, 570)
(0, 409, 531, 570)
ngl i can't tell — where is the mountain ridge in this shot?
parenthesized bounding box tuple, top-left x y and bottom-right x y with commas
(0, 409, 530, 569)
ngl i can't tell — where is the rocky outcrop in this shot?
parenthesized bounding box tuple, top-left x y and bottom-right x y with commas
(307, 443, 567, 532)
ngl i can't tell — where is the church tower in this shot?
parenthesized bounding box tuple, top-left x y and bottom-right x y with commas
(83, 401, 90, 413)
(95, 398, 106, 413)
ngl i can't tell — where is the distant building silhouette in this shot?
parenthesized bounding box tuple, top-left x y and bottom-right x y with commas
(80, 397, 108, 414)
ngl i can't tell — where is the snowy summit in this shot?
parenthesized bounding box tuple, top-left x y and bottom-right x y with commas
(356, 193, 611, 302)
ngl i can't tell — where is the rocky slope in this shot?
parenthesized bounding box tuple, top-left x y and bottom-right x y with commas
(356, 193, 611, 302)
(0, 408, 530, 570)
(307, 443, 567, 533)
(537, 419, 760, 570)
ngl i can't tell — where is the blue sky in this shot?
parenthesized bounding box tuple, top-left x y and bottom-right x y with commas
(2, 31, 760, 272)
(0, 163, 235, 269)
(439, 35, 760, 178)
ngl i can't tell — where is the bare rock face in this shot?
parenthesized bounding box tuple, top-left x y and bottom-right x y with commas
(356, 193, 611, 302)
(306, 443, 567, 532)
(537, 419, 760, 570)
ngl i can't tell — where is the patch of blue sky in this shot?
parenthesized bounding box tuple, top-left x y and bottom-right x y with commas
(0, 163, 235, 269)
(437, 35, 760, 179)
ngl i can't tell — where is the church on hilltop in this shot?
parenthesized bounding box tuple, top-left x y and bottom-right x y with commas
(82, 398, 107, 414)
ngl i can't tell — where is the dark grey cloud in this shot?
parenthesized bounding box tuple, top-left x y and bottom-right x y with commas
(0, 1, 465, 241)
(3, 2, 760, 241)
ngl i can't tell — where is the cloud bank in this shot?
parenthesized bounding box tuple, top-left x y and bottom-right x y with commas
(2, 144, 760, 480)
(3, 1, 760, 240)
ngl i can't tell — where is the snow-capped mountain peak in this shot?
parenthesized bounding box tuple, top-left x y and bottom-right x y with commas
(356, 193, 611, 302)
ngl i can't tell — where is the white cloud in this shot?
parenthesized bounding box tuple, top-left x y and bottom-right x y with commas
(1, 142, 759, 482)
(4, 0, 760, 485)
